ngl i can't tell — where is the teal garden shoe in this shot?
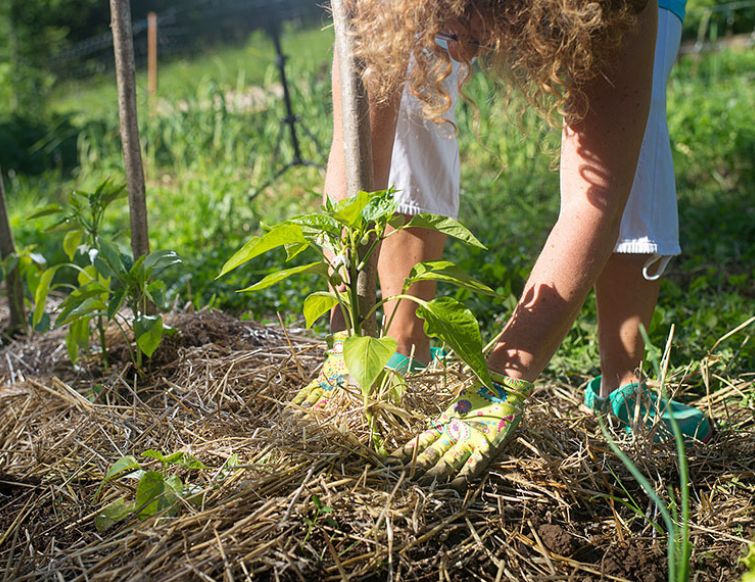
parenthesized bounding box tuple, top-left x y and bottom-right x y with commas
(584, 376, 713, 443)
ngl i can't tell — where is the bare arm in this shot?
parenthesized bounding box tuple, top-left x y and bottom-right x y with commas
(488, 1, 658, 381)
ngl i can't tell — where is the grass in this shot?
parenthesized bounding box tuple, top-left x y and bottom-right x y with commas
(50, 26, 332, 120)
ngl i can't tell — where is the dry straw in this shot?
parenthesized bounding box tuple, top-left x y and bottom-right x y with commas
(0, 309, 752, 580)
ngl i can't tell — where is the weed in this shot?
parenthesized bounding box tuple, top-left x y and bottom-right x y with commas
(597, 324, 693, 582)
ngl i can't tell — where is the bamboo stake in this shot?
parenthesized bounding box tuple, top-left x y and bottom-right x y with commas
(110, 0, 150, 259)
(147, 12, 158, 99)
(0, 170, 26, 335)
(331, 0, 377, 337)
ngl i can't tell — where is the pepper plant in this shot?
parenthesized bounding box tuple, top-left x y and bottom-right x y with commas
(30, 180, 180, 369)
(219, 189, 498, 423)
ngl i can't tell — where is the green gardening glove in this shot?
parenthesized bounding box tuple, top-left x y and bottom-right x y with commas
(291, 332, 350, 410)
(390, 372, 533, 490)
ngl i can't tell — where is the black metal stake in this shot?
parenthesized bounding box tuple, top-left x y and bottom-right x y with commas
(248, 22, 322, 200)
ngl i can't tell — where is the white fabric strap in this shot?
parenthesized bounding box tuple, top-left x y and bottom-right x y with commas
(642, 254, 673, 281)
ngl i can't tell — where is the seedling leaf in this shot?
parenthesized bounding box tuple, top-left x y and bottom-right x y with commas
(404, 260, 496, 296)
(94, 497, 135, 532)
(238, 262, 327, 293)
(134, 315, 164, 357)
(416, 296, 491, 386)
(219, 223, 306, 278)
(343, 336, 397, 396)
(103, 455, 141, 483)
(303, 292, 339, 328)
(403, 214, 487, 249)
(63, 229, 83, 261)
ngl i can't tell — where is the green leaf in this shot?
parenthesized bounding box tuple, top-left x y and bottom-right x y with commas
(164, 475, 184, 498)
(135, 471, 169, 519)
(404, 261, 496, 296)
(107, 287, 126, 319)
(57, 294, 106, 327)
(284, 241, 310, 262)
(96, 179, 127, 208)
(218, 223, 306, 278)
(28, 203, 63, 220)
(142, 250, 181, 276)
(333, 191, 371, 227)
(94, 497, 135, 532)
(360, 189, 399, 224)
(77, 265, 97, 286)
(141, 449, 166, 463)
(238, 262, 327, 293)
(289, 213, 341, 238)
(33, 266, 61, 327)
(63, 229, 83, 261)
(145, 279, 167, 310)
(162, 451, 207, 470)
(214, 454, 240, 483)
(95, 240, 127, 279)
(303, 292, 339, 328)
(415, 296, 491, 386)
(403, 214, 487, 249)
(343, 335, 397, 395)
(65, 317, 91, 363)
(134, 315, 164, 358)
(103, 455, 141, 483)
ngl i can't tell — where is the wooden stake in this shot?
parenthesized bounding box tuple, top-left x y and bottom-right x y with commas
(147, 12, 158, 99)
(331, 0, 377, 337)
(0, 170, 26, 336)
(110, 0, 150, 259)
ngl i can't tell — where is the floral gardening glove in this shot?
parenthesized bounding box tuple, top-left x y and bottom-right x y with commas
(390, 373, 533, 489)
(291, 333, 349, 410)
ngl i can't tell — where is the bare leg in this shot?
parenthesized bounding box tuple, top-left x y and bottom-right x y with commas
(379, 225, 446, 362)
(595, 253, 661, 396)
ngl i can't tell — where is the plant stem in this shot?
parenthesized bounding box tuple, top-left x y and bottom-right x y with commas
(97, 315, 109, 368)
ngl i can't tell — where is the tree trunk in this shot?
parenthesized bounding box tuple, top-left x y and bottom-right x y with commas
(110, 0, 150, 259)
(0, 170, 26, 336)
(331, 0, 377, 337)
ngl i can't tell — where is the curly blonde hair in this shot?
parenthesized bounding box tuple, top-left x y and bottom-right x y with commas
(346, 0, 647, 124)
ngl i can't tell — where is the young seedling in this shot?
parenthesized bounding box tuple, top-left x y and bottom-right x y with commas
(29, 179, 180, 369)
(94, 449, 209, 532)
(219, 189, 499, 445)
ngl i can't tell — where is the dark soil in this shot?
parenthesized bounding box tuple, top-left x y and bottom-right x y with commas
(602, 542, 667, 582)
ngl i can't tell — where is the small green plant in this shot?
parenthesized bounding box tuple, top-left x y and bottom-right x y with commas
(218, 190, 498, 441)
(742, 542, 755, 582)
(0, 245, 48, 330)
(29, 179, 181, 368)
(94, 449, 210, 532)
(304, 494, 338, 542)
(597, 324, 692, 582)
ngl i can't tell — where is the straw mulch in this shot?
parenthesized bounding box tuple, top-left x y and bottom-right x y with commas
(0, 309, 752, 581)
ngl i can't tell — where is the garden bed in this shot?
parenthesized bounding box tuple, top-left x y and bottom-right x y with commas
(0, 308, 752, 580)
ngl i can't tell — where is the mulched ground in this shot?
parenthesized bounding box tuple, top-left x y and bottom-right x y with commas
(0, 308, 752, 581)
